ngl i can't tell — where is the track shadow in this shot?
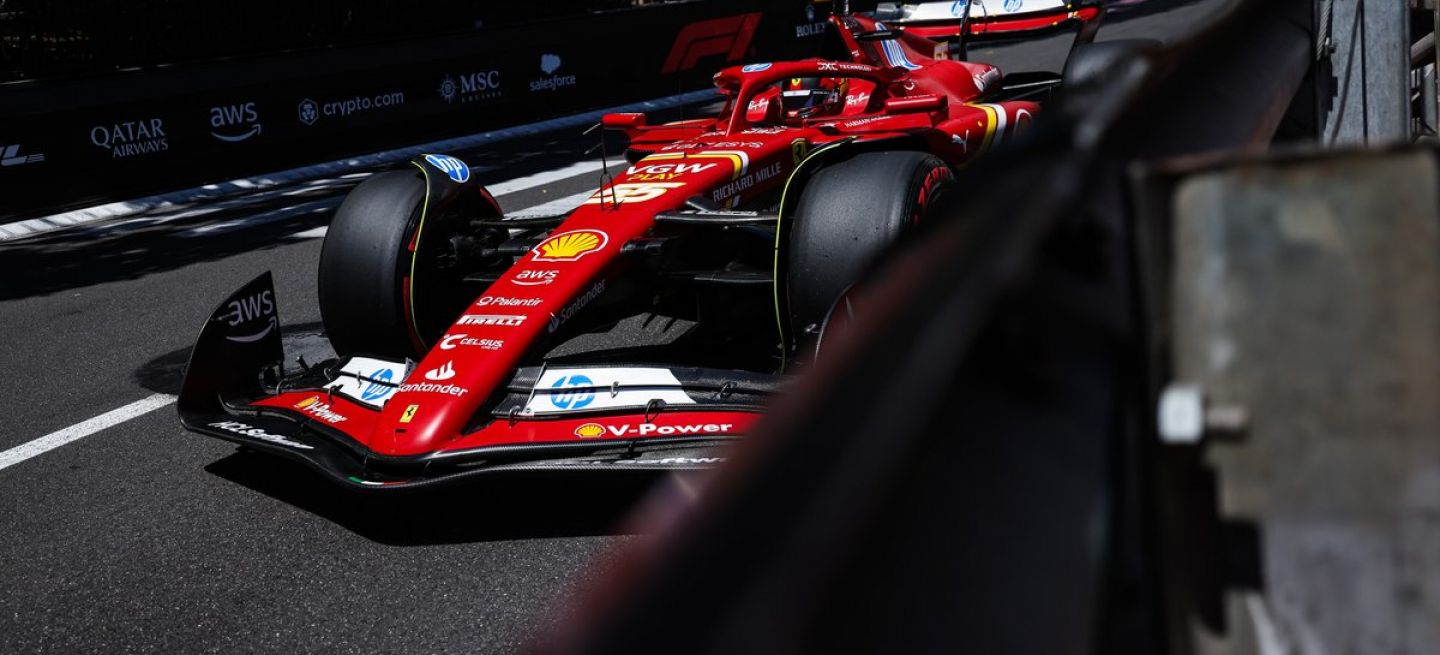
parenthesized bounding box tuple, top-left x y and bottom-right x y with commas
(134, 321, 333, 395)
(204, 450, 661, 545)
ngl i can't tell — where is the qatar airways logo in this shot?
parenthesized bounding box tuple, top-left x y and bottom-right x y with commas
(91, 118, 168, 159)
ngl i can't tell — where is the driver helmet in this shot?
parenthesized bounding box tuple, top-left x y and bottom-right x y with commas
(780, 77, 849, 120)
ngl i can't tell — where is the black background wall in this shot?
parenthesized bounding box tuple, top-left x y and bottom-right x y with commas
(0, 0, 833, 219)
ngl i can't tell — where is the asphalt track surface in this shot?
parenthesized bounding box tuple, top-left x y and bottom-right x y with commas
(0, 3, 1226, 652)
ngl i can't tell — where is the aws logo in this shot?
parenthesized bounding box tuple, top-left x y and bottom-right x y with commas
(210, 102, 262, 143)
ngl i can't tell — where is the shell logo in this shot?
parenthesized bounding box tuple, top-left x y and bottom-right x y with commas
(295, 396, 318, 409)
(533, 229, 609, 262)
(574, 423, 606, 438)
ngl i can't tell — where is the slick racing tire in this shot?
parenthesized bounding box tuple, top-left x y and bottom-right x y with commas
(318, 170, 428, 359)
(786, 150, 954, 338)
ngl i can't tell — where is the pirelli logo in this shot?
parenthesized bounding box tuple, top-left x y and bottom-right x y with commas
(661, 13, 762, 74)
(458, 314, 526, 327)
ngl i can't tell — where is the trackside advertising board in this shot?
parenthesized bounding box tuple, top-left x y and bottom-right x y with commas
(0, 0, 836, 220)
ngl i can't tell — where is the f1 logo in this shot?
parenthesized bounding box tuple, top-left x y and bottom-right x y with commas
(661, 13, 762, 74)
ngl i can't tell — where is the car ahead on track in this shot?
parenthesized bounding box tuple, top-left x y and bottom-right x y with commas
(872, 0, 1103, 46)
(178, 11, 1053, 491)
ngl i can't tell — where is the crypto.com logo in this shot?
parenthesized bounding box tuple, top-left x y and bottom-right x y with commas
(660, 13, 762, 74)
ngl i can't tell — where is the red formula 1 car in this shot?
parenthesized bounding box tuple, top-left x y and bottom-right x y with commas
(178, 11, 1049, 490)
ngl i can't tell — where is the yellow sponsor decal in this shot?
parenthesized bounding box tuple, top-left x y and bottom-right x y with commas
(399, 404, 420, 423)
(533, 229, 610, 262)
(790, 139, 809, 164)
(574, 422, 606, 438)
(641, 151, 749, 179)
(583, 182, 686, 205)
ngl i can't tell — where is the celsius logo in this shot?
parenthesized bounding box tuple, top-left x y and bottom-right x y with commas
(90, 118, 168, 159)
(298, 99, 319, 125)
(425, 361, 457, 381)
(531, 54, 578, 92)
(361, 369, 395, 402)
(439, 334, 503, 351)
(549, 374, 595, 410)
(1, 144, 44, 167)
(423, 154, 470, 183)
(439, 70, 501, 104)
(210, 102, 262, 143)
(221, 290, 276, 343)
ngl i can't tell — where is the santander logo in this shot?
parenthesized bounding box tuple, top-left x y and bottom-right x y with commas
(425, 361, 456, 381)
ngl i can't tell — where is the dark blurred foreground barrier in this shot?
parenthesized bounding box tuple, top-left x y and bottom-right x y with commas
(526, 0, 1337, 653)
(0, 0, 829, 220)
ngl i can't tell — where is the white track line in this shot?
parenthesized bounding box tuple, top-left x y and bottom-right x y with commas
(507, 189, 597, 218)
(484, 159, 610, 196)
(0, 159, 611, 472)
(285, 164, 606, 241)
(0, 394, 176, 472)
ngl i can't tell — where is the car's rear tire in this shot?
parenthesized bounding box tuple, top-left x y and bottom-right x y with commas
(318, 170, 428, 358)
(786, 150, 954, 338)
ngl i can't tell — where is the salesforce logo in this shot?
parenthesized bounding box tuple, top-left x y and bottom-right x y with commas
(531, 54, 578, 92)
(424, 154, 470, 183)
(549, 374, 595, 410)
(361, 368, 395, 402)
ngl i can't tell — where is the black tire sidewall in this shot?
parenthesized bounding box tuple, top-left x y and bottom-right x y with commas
(786, 150, 953, 334)
(317, 169, 427, 358)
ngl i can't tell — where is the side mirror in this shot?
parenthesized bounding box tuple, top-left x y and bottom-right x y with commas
(883, 94, 947, 114)
(602, 112, 647, 129)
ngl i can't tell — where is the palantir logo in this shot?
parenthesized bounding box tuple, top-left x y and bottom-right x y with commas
(550, 374, 595, 410)
(298, 99, 319, 126)
(210, 101, 262, 143)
